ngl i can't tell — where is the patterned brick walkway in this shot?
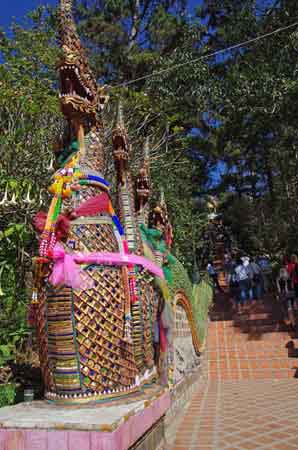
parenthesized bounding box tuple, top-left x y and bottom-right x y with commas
(170, 287, 298, 449)
(172, 379, 298, 450)
(207, 315, 298, 381)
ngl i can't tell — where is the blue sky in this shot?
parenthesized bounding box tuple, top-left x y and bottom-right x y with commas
(1, 1, 57, 28)
(1, 1, 201, 29)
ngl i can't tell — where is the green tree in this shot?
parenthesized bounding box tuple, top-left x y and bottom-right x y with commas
(74, 0, 212, 265)
(196, 0, 298, 257)
(0, 6, 62, 349)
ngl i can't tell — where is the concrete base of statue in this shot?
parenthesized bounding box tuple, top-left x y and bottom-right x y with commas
(0, 386, 170, 450)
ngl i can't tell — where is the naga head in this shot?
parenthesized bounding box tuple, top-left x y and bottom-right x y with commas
(112, 101, 131, 183)
(136, 137, 151, 212)
(151, 189, 173, 248)
(58, 0, 107, 125)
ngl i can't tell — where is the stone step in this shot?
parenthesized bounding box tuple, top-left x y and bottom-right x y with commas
(207, 354, 292, 362)
(210, 313, 235, 321)
(237, 323, 289, 334)
(208, 368, 298, 380)
(234, 320, 282, 330)
(228, 303, 285, 314)
(233, 315, 282, 327)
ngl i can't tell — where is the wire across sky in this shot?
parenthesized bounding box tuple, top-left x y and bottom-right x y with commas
(110, 21, 298, 90)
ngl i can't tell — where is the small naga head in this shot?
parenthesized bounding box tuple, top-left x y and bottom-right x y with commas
(58, 0, 108, 125)
(112, 101, 131, 183)
(136, 138, 151, 211)
(136, 167, 150, 198)
(152, 205, 166, 233)
(151, 190, 173, 248)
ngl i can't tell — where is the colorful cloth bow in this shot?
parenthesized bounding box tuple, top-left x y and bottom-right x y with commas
(49, 243, 164, 290)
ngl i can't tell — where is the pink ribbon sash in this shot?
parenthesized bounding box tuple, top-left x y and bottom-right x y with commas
(49, 243, 164, 289)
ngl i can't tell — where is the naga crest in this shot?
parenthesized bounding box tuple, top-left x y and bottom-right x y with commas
(152, 190, 173, 248)
(112, 102, 131, 184)
(136, 137, 151, 212)
(58, 0, 107, 123)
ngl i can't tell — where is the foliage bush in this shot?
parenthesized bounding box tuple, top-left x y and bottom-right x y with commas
(191, 279, 213, 347)
(0, 225, 32, 351)
(0, 384, 16, 408)
(0, 7, 61, 367)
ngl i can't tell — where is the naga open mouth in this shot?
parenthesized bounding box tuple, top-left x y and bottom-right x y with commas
(59, 65, 94, 102)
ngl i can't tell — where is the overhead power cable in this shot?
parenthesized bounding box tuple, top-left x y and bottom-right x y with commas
(110, 21, 298, 89)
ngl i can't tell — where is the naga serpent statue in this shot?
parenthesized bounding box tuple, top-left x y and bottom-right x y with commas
(31, 0, 205, 404)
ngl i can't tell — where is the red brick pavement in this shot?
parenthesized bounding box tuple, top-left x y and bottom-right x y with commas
(207, 318, 298, 381)
(171, 378, 298, 450)
(170, 279, 298, 449)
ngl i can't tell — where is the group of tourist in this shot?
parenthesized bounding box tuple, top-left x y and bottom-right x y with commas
(207, 249, 298, 325)
(207, 253, 272, 313)
(202, 215, 298, 327)
(229, 254, 271, 312)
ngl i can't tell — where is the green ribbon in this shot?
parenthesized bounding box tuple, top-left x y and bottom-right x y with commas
(57, 140, 79, 167)
(140, 224, 176, 285)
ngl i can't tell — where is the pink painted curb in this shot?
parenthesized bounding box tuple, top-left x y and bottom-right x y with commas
(0, 391, 171, 450)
